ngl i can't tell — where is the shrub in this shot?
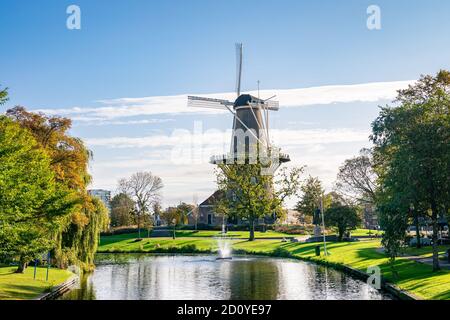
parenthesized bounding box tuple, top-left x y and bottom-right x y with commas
(273, 224, 310, 235)
(271, 247, 292, 258)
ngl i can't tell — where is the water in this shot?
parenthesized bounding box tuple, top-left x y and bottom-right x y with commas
(59, 254, 393, 300)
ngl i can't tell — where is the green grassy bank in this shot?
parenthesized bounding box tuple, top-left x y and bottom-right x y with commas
(0, 266, 73, 300)
(98, 234, 450, 300)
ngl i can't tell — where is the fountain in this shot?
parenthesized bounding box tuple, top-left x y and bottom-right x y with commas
(216, 223, 232, 260)
(217, 240, 232, 260)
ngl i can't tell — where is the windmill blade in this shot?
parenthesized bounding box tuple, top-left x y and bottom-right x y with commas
(249, 100, 279, 111)
(187, 96, 233, 110)
(265, 100, 279, 111)
(235, 43, 243, 97)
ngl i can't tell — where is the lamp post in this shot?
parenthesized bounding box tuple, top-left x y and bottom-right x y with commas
(33, 259, 37, 280)
(46, 252, 50, 281)
(172, 218, 176, 239)
(320, 195, 327, 256)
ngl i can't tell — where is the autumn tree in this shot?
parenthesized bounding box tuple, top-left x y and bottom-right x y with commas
(176, 202, 195, 225)
(371, 70, 450, 271)
(0, 117, 75, 272)
(118, 171, 163, 239)
(6, 107, 109, 270)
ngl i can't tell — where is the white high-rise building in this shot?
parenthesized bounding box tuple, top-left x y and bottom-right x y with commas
(88, 189, 112, 213)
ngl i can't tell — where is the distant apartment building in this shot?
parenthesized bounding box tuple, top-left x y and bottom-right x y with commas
(88, 189, 112, 213)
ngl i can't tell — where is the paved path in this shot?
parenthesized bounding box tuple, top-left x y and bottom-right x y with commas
(376, 247, 450, 270)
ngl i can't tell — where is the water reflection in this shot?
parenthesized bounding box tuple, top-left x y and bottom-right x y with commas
(60, 254, 393, 300)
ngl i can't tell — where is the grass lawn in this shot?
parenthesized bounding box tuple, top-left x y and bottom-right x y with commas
(175, 230, 301, 238)
(350, 228, 383, 237)
(101, 230, 302, 246)
(0, 266, 73, 300)
(99, 234, 450, 300)
(403, 245, 449, 258)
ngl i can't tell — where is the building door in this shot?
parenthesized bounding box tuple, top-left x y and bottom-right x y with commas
(208, 214, 212, 225)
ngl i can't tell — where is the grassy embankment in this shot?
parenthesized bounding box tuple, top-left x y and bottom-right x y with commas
(0, 266, 73, 300)
(98, 231, 450, 300)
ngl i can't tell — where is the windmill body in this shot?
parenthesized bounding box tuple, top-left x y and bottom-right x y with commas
(186, 44, 290, 227)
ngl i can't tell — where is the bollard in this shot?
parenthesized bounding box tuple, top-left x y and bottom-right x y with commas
(315, 245, 321, 256)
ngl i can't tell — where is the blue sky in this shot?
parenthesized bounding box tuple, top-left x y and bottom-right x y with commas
(1, 0, 450, 207)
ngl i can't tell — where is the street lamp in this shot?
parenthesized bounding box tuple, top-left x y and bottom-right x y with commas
(320, 195, 327, 256)
(172, 218, 176, 239)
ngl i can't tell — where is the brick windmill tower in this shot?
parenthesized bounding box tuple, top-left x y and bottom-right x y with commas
(187, 44, 290, 227)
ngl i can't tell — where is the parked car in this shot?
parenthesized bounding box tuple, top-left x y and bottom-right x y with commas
(409, 237, 432, 247)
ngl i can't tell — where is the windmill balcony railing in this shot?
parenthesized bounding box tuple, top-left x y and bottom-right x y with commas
(210, 151, 290, 164)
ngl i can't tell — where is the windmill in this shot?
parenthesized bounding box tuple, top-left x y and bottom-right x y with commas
(187, 43, 290, 173)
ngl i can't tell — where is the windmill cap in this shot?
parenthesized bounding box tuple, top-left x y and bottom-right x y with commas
(234, 94, 264, 107)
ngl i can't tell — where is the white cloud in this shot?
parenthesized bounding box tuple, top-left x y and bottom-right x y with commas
(84, 128, 370, 150)
(74, 118, 175, 126)
(35, 80, 413, 121)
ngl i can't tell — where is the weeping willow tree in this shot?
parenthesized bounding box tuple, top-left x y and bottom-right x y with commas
(7, 107, 110, 271)
(54, 196, 109, 270)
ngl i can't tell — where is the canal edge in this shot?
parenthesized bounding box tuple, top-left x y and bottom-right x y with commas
(35, 275, 78, 300)
(295, 257, 422, 301)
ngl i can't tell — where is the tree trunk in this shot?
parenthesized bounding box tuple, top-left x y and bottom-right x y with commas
(431, 202, 440, 272)
(15, 259, 27, 274)
(137, 213, 141, 239)
(249, 219, 255, 241)
(338, 228, 344, 242)
(173, 225, 176, 239)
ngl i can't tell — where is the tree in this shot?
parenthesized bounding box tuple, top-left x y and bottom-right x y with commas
(118, 171, 163, 239)
(371, 70, 450, 271)
(7, 107, 92, 190)
(335, 148, 377, 204)
(110, 193, 135, 227)
(6, 107, 108, 271)
(0, 117, 76, 272)
(152, 202, 163, 225)
(160, 207, 181, 239)
(377, 201, 409, 278)
(176, 202, 195, 226)
(191, 195, 200, 230)
(216, 164, 303, 241)
(295, 176, 324, 220)
(325, 200, 361, 241)
(0, 86, 8, 106)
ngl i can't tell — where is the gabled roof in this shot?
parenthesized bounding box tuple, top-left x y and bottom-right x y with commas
(200, 190, 225, 206)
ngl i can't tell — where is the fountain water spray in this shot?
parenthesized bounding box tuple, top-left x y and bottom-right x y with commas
(216, 224, 232, 260)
